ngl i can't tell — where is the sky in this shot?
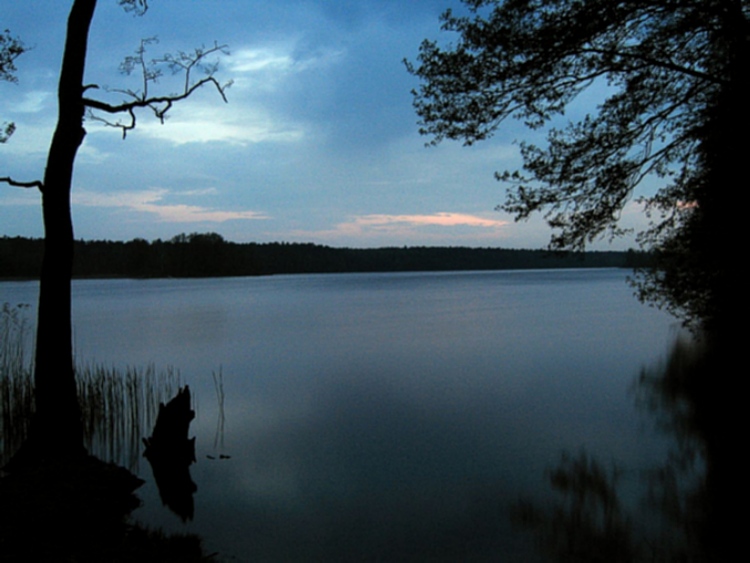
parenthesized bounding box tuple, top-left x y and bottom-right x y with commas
(1, 0, 648, 249)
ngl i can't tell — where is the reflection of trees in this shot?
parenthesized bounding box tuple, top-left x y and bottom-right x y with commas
(512, 451, 636, 562)
(636, 335, 730, 562)
(514, 336, 722, 562)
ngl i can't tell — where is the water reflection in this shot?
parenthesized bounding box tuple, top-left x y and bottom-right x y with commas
(514, 335, 723, 562)
(4, 329, 716, 561)
(512, 450, 636, 562)
(3, 272, 701, 560)
(636, 335, 727, 562)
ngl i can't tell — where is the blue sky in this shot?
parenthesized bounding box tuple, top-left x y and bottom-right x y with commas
(1, 0, 646, 248)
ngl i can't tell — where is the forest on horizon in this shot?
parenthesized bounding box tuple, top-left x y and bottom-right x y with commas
(1, 233, 648, 279)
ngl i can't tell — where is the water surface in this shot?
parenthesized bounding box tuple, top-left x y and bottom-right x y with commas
(2, 269, 682, 561)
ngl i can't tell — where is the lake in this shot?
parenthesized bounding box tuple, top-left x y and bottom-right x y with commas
(1, 269, 686, 561)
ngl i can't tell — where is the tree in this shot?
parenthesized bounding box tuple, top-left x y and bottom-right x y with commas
(1, 29, 26, 142)
(1, 0, 230, 462)
(407, 0, 748, 331)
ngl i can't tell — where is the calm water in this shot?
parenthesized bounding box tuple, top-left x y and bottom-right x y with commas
(2, 269, 683, 561)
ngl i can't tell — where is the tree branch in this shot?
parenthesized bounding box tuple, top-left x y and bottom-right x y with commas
(84, 75, 229, 114)
(0, 176, 43, 189)
(82, 39, 231, 138)
(579, 47, 723, 85)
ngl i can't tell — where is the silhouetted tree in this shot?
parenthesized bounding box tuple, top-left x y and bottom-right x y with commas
(407, 0, 748, 330)
(1, 0, 230, 462)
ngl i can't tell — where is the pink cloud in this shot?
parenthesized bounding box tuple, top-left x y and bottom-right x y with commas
(353, 212, 509, 229)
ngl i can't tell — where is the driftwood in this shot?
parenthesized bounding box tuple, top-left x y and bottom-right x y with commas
(142, 386, 197, 521)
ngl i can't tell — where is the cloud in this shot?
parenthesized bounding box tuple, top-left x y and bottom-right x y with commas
(99, 86, 310, 145)
(352, 213, 510, 229)
(228, 44, 344, 81)
(229, 47, 295, 74)
(286, 212, 512, 246)
(74, 188, 268, 223)
(0, 189, 39, 206)
(134, 113, 304, 145)
(14, 90, 53, 114)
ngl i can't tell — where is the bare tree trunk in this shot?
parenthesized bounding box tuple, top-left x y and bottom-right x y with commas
(27, 0, 97, 458)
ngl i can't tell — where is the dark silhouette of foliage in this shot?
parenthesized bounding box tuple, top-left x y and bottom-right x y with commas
(407, 0, 748, 330)
(0, 30, 24, 82)
(0, 29, 26, 143)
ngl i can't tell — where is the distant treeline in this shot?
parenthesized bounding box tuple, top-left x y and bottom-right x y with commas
(1, 233, 651, 279)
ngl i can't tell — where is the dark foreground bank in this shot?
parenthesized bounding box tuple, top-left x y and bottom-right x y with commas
(0, 454, 210, 562)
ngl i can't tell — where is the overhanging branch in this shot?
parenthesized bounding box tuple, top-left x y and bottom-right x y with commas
(83, 75, 229, 115)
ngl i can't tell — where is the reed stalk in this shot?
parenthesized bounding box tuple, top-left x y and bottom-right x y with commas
(212, 367, 225, 451)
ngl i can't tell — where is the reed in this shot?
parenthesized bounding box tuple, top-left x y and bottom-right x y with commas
(76, 362, 182, 470)
(0, 303, 35, 464)
(1, 303, 182, 470)
(212, 367, 225, 451)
